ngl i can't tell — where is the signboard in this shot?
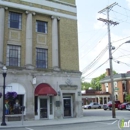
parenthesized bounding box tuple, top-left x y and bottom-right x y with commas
(114, 87, 119, 91)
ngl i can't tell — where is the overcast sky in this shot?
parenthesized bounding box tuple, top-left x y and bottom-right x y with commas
(76, 0, 130, 82)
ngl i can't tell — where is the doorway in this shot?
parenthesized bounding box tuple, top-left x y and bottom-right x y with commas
(63, 98, 71, 117)
(40, 98, 48, 118)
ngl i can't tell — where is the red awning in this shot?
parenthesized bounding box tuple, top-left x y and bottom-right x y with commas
(35, 83, 57, 96)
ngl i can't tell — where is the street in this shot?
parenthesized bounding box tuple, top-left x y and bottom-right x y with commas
(2, 121, 130, 130)
(0, 109, 130, 130)
(83, 109, 130, 119)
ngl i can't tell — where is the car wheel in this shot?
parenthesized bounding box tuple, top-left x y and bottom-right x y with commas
(104, 109, 107, 110)
(88, 106, 91, 109)
(98, 106, 101, 109)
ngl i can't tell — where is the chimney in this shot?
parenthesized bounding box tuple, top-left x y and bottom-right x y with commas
(106, 68, 110, 76)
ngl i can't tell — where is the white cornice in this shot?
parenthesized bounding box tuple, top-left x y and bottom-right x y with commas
(21, 0, 76, 13)
(0, 0, 77, 20)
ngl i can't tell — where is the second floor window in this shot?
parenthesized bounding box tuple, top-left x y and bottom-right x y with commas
(6, 45, 21, 67)
(8, 12, 22, 29)
(36, 48, 48, 68)
(36, 21, 47, 33)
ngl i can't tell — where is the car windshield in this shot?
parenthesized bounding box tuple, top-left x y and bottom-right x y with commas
(89, 102, 93, 105)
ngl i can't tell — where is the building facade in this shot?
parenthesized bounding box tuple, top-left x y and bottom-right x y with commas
(0, 0, 83, 120)
(101, 68, 130, 103)
(82, 90, 110, 105)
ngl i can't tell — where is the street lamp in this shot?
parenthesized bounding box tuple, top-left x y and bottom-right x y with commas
(1, 66, 7, 126)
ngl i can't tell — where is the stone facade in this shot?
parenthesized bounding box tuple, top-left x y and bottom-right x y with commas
(0, 0, 83, 120)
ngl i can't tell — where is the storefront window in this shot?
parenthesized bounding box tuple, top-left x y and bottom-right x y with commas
(5, 92, 24, 115)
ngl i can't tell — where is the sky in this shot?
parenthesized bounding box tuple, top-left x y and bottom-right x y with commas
(76, 0, 130, 82)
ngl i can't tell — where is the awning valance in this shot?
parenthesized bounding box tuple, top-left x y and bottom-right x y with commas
(35, 83, 57, 96)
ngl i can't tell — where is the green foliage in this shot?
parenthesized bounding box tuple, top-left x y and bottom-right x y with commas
(81, 82, 91, 90)
(81, 70, 117, 90)
(91, 73, 106, 90)
(81, 73, 106, 90)
(125, 94, 130, 102)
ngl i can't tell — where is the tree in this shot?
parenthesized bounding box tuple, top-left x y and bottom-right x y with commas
(125, 94, 130, 102)
(81, 82, 91, 90)
(91, 73, 106, 90)
(81, 70, 117, 90)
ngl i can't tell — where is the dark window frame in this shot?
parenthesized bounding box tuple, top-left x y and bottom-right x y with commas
(36, 48, 48, 68)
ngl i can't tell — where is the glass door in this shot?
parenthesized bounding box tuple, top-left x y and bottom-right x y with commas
(40, 98, 48, 118)
(63, 98, 71, 117)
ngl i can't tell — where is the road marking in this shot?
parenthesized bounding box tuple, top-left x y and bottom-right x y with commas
(111, 120, 117, 124)
(25, 127, 34, 130)
(95, 120, 117, 125)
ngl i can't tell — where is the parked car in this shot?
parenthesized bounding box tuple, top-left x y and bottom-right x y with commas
(103, 100, 121, 110)
(118, 103, 128, 110)
(126, 103, 130, 110)
(83, 102, 102, 109)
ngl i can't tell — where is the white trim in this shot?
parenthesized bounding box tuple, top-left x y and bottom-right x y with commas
(21, 0, 76, 13)
(0, 0, 77, 20)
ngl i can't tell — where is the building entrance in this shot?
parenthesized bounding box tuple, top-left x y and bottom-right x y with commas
(40, 98, 48, 118)
(63, 98, 71, 117)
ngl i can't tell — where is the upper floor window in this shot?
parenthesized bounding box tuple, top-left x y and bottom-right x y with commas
(6, 45, 21, 67)
(122, 83, 126, 91)
(8, 12, 22, 29)
(36, 21, 47, 33)
(36, 48, 48, 68)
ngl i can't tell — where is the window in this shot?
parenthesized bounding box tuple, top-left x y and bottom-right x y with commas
(122, 83, 126, 91)
(8, 12, 22, 29)
(36, 48, 48, 68)
(6, 45, 21, 67)
(36, 21, 47, 33)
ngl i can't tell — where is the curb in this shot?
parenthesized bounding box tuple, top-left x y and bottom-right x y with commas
(0, 118, 120, 129)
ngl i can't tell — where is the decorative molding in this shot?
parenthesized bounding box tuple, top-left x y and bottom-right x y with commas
(37, 34, 46, 45)
(59, 84, 78, 90)
(7, 41, 21, 46)
(0, 1, 77, 20)
(9, 30, 20, 41)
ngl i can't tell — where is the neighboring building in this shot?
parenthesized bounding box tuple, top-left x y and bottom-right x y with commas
(100, 68, 130, 103)
(0, 0, 82, 120)
(82, 90, 110, 105)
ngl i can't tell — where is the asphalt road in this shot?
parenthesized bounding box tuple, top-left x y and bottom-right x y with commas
(83, 109, 130, 119)
(3, 120, 130, 130)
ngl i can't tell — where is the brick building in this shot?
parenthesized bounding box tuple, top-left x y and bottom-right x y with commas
(82, 89, 110, 105)
(0, 0, 82, 120)
(100, 68, 130, 103)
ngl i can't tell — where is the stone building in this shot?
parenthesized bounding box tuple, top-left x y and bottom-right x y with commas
(100, 68, 130, 103)
(0, 0, 82, 120)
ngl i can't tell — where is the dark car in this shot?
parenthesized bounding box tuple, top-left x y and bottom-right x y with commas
(118, 103, 128, 110)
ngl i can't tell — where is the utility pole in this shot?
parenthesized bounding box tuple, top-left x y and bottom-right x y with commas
(98, 2, 119, 118)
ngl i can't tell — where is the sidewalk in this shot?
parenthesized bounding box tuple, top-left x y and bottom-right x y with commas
(0, 115, 129, 129)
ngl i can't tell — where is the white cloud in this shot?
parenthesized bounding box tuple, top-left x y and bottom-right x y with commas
(126, 0, 130, 7)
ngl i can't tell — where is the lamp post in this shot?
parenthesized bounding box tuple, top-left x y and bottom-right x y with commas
(1, 66, 7, 126)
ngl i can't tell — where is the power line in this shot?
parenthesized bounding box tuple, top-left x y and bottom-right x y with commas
(80, 32, 108, 59)
(111, 9, 130, 19)
(82, 45, 108, 74)
(82, 59, 108, 78)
